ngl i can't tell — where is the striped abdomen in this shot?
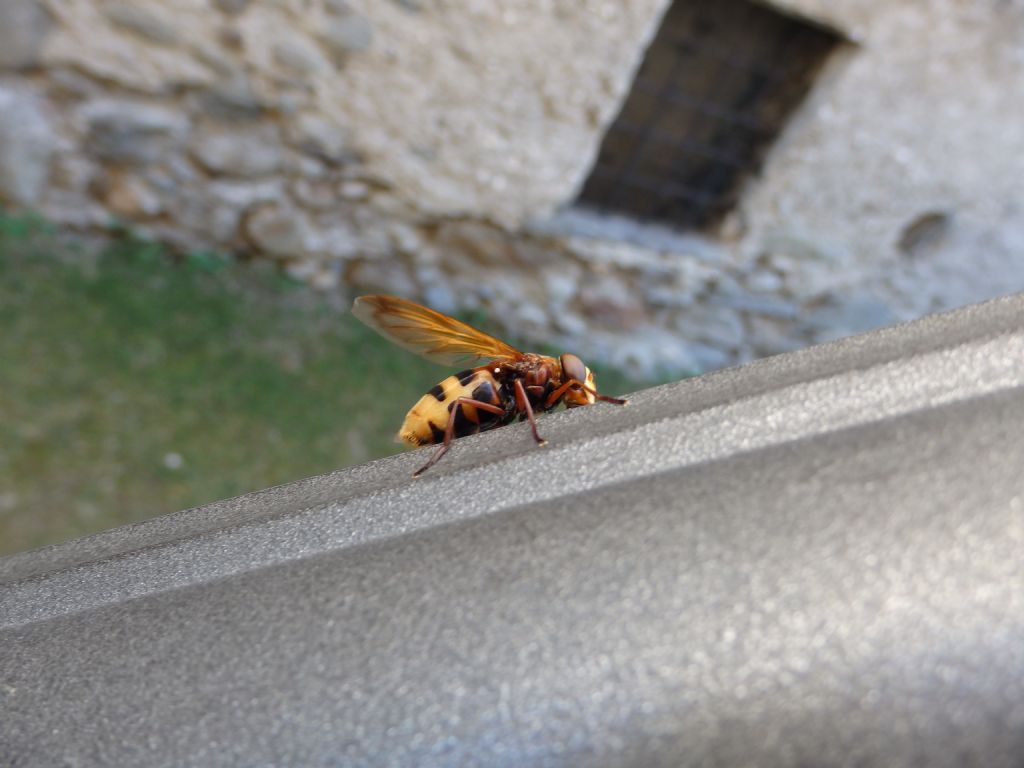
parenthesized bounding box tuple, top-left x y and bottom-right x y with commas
(397, 367, 508, 447)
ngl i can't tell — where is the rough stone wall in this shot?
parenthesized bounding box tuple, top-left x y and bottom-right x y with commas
(1, 0, 1022, 378)
(742, 0, 1024, 335)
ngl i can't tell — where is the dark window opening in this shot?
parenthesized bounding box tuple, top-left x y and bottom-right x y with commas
(577, 0, 843, 232)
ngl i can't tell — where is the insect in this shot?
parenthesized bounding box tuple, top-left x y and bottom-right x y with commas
(353, 294, 628, 476)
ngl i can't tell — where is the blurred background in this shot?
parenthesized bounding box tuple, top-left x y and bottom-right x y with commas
(2, 0, 1023, 555)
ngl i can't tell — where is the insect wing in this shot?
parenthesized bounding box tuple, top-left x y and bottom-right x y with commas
(353, 294, 523, 366)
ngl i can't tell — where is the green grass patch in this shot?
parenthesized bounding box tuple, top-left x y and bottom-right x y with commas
(0, 213, 650, 556)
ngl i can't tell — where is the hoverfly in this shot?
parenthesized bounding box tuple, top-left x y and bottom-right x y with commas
(353, 294, 628, 476)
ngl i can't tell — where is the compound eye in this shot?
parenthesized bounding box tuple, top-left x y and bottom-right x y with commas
(560, 353, 587, 384)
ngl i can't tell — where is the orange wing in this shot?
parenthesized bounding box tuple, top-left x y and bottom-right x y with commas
(352, 294, 523, 366)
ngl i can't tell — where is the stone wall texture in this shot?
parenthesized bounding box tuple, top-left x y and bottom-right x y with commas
(1, 0, 1022, 376)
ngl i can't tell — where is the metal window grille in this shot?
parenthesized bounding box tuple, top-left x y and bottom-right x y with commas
(578, 0, 843, 231)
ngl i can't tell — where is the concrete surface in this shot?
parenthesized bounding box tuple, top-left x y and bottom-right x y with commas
(2, 294, 1024, 766)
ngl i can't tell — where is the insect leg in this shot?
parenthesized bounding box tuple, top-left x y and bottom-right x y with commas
(544, 380, 577, 408)
(581, 384, 628, 405)
(513, 379, 547, 446)
(544, 379, 629, 408)
(413, 397, 506, 477)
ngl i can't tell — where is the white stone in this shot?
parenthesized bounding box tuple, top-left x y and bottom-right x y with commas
(192, 124, 284, 177)
(78, 99, 189, 164)
(291, 178, 338, 211)
(290, 155, 328, 179)
(163, 155, 202, 185)
(0, 86, 55, 205)
(318, 14, 373, 58)
(308, 221, 360, 259)
(191, 75, 265, 121)
(338, 180, 370, 199)
(511, 301, 549, 334)
(422, 282, 457, 315)
(208, 179, 285, 208)
(243, 203, 312, 257)
(707, 273, 801, 319)
(213, 0, 251, 15)
(645, 285, 696, 309)
(348, 258, 416, 297)
(542, 269, 580, 308)
(387, 222, 422, 254)
(675, 305, 746, 351)
(283, 257, 320, 281)
(45, 1, 217, 93)
(192, 43, 240, 80)
(288, 113, 349, 163)
(433, 221, 514, 267)
(310, 263, 341, 291)
(346, 207, 392, 257)
(50, 153, 96, 195)
(103, 3, 179, 46)
(553, 311, 588, 338)
(0, 0, 51, 70)
(272, 38, 327, 76)
(578, 273, 646, 329)
(39, 189, 109, 228)
(567, 236, 665, 272)
(744, 269, 784, 294)
(207, 206, 243, 242)
(746, 316, 810, 357)
(162, 452, 184, 470)
(324, 0, 352, 16)
(605, 326, 700, 378)
(688, 343, 732, 373)
(806, 295, 897, 343)
(48, 67, 103, 99)
(100, 170, 164, 217)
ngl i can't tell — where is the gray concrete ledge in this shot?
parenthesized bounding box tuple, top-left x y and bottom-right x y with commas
(2, 294, 1024, 766)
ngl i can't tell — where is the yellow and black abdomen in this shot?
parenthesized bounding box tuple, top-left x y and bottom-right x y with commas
(397, 368, 508, 447)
